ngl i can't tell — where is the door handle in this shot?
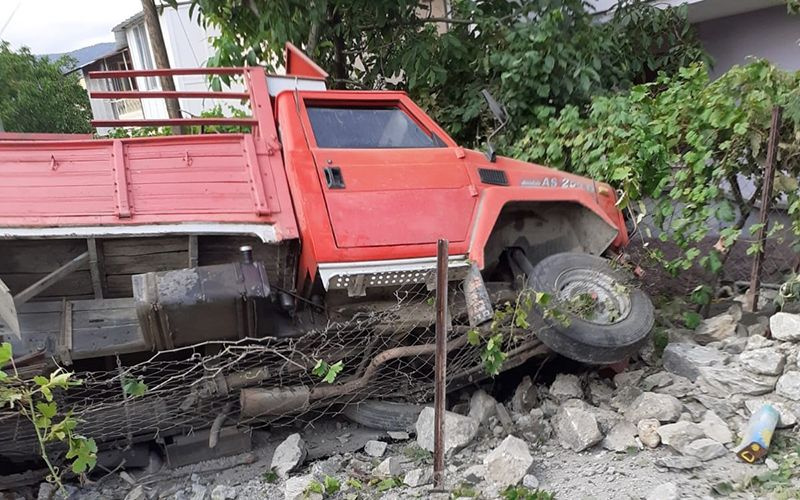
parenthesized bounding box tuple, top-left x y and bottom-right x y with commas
(324, 166, 345, 189)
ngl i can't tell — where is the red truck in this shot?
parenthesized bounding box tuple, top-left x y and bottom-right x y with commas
(0, 44, 652, 460)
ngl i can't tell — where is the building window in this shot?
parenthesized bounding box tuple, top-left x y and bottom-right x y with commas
(131, 24, 157, 89)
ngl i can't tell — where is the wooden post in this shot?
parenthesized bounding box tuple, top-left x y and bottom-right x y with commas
(141, 0, 184, 134)
(747, 106, 782, 312)
(433, 239, 448, 489)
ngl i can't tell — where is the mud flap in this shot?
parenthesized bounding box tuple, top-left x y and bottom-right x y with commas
(0, 277, 20, 338)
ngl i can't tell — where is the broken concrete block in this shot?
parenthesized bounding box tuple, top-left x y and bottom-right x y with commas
(694, 312, 739, 345)
(744, 399, 798, 427)
(740, 348, 786, 376)
(698, 410, 733, 444)
(697, 365, 778, 396)
(271, 433, 307, 478)
(602, 421, 638, 452)
(657, 421, 705, 454)
(746, 334, 775, 350)
(415, 407, 478, 454)
(549, 373, 583, 402)
(654, 455, 703, 470)
(662, 343, 728, 381)
(553, 405, 603, 452)
(403, 468, 432, 487)
(364, 440, 387, 457)
(637, 419, 661, 448)
(210, 484, 237, 500)
(682, 438, 727, 461)
(387, 431, 410, 441)
(770, 312, 800, 341)
(373, 457, 404, 478)
(624, 392, 682, 423)
(285, 475, 319, 500)
(609, 385, 643, 411)
(512, 376, 538, 412)
(468, 389, 497, 425)
(483, 435, 534, 488)
(776, 372, 800, 401)
(613, 369, 644, 389)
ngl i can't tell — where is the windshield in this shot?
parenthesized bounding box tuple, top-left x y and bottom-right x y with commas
(306, 106, 445, 149)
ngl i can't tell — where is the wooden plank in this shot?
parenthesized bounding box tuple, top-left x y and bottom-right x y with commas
(111, 139, 131, 218)
(189, 235, 198, 267)
(93, 118, 256, 128)
(0, 272, 94, 299)
(103, 237, 188, 256)
(13, 252, 90, 305)
(58, 299, 73, 365)
(90, 90, 250, 100)
(242, 134, 271, 215)
(90, 67, 245, 78)
(0, 277, 20, 337)
(87, 238, 107, 299)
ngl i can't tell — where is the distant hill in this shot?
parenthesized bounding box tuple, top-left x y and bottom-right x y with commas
(42, 42, 116, 72)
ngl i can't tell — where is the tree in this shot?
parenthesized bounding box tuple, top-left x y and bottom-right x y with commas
(173, 0, 706, 145)
(0, 41, 92, 134)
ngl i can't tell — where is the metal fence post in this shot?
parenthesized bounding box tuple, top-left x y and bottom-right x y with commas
(747, 106, 782, 312)
(433, 239, 448, 489)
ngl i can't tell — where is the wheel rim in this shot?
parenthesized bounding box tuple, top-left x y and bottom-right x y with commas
(554, 268, 632, 325)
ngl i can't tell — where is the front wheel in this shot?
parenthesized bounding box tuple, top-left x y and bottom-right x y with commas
(527, 252, 654, 365)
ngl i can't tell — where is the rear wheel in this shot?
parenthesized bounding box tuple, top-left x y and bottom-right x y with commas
(527, 252, 654, 364)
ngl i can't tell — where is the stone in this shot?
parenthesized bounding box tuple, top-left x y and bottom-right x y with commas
(740, 348, 786, 376)
(285, 475, 320, 500)
(468, 389, 497, 424)
(415, 407, 479, 454)
(720, 336, 748, 354)
(512, 376, 538, 412)
(697, 365, 778, 396)
(662, 343, 728, 381)
(37, 483, 57, 500)
(624, 392, 682, 423)
(694, 312, 739, 345)
(525, 408, 552, 441)
(747, 319, 770, 339)
(270, 433, 307, 478)
(124, 486, 147, 500)
(646, 482, 679, 500)
(637, 419, 661, 448)
(522, 474, 539, 489)
(373, 457, 404, 478)
(698, 410, 733, 444)
(404, 468, 433, 487)
(642, 372, 674, 390)
(364, 440, 387, 457)
(747, 334, 775, 350)
(766, 458, 780, 471)
(613, 369, 644, 389)
(657, 421, 706, 453)
(654, 455, 703, 470)
(549, 373, 583, 402)
(588, 379, 614, 405)
(682, 438, 727, 461)
(745, 399, 798, 427)
(776, 372, 800, 401)
(483, 435, 534, 487)
(189, 484, 208, 500)
(602, 420, 638, 452)
(609, 385, 643, 411)
(553, 405, 603, 452)
(770, 312, 800, 341)
(387, 431, 410, 441)
(210, 484, 237, 500)
(462, 464, 487, 484)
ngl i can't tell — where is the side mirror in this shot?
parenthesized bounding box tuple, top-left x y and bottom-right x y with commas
(481, 89, 509, 163)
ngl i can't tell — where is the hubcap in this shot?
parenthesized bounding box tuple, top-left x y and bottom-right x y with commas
(554, 268, 632, 325)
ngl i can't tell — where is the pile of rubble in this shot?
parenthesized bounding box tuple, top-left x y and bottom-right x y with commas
(34, 303, 800, 500)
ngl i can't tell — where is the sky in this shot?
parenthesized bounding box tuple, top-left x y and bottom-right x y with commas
(0, 0, 143, 55)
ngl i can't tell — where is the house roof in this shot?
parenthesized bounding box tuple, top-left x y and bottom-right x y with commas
(112, 11, 144, 32)
(44, 42, 118, 73)
(590, 0, 786, 22)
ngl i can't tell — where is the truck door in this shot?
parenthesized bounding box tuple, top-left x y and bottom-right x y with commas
(300, 98, 476, 249)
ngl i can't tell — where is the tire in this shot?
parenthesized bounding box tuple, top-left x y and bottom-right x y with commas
(342, 400, 424, 432)
(528, 252, 654, 365)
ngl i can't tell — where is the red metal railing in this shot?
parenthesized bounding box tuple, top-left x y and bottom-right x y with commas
(87, 67, 258, 130)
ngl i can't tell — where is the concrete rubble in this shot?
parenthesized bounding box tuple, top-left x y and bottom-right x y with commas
(36, 299, 800, 500)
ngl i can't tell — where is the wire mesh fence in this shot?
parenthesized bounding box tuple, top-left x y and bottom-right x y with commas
(0, 282, 546, 462)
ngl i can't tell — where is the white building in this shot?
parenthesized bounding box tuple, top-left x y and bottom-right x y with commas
(590, 0, 799, 78)
(75, 4, 245, 134)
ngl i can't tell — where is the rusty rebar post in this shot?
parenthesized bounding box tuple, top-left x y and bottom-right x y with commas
(433, 239, 448, 489)
(747, 106, 782, 312)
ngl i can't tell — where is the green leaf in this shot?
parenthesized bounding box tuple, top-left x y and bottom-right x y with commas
(683, 311, 702, 329)
(0, 342, 12, 365)
(467, 329, 481, 346)
(322, 361, 344, 384)
(122, 378, 148, 398)
(36, 401, 57, 419)
(312, 360, 328, 378)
